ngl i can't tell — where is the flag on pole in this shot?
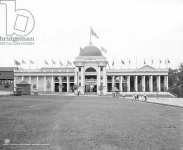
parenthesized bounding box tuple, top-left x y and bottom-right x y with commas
(107, 62, 110, 69)
(51, 59, 56, 65)
(90, 27, 99, 39)
(112, 60, 115, 66)
(67, 61, 72, 66)
(14, 60, 20, 66)
(59, 61, 63, 66)
(151, 59, 154, 65)
(100, 47, 107, 53)
(29, 60, 34, 64)
(144, 60, 146, 65)
(121, 59, 125, 65)
(22, 60, 26, 64)
(101, 47, 107, 53)
(44, 60, 49, 65)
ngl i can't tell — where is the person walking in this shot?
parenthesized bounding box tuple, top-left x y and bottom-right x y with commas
(77, 86, 81, 96)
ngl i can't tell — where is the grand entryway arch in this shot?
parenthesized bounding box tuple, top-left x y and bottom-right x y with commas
(85, 67, 97, 94)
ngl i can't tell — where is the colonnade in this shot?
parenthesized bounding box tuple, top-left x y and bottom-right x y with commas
(109, 75, 168, 92)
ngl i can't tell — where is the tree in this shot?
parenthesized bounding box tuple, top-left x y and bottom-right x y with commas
(168, 63, 183, 97)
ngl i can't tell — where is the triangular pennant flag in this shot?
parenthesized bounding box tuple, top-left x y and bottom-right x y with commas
(100, 47, 107, 53)
(22, 60, 26, 64)
(90, 27, 99, 39)
(14, 60, 20, 66)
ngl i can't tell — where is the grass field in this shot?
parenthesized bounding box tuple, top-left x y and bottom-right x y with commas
(0, 95, 182, 150)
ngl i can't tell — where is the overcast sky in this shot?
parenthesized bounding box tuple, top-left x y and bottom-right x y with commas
(0, 0, 183, 69)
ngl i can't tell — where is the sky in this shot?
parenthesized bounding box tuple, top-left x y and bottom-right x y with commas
(0, 0, 183, 69)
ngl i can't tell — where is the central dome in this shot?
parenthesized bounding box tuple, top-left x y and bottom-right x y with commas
(79, 45, 102, 56)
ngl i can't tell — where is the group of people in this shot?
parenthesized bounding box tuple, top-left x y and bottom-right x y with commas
(133, 94, 147, 102)
(75, 86, 148, 102)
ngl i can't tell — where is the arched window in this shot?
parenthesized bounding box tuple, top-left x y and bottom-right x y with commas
(54, 77, 59, 82)
(85, 67, 96, 72)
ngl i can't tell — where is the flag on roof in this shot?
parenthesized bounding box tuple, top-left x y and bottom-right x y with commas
(22, 60, 26, 64)
(107, 62, 110, 69)
(59, 61, 63, 66)
(14, 60, 20, 66)
(121, 59, 125, 65)
(112, 60, 115, 66)
(144, 60, 146, 65)
(51, 59, 56, 65)
(67, 61, 72, 66)
(44, 60, 49, 65)
(29, 60, 34, 64)
(100, 47, 107, 53)
(90, 27, 99, 39)
(151, 59, 154, 64)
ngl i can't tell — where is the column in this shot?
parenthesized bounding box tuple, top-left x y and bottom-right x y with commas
(164, 75, 168, 91)
(22, 76, 24, 81)
(97, 67, 101, 95)
(59, 76, 62, 92)
(13, 76, 16, 91)
(149, 75, 153, 92)
(127, 75, 130, 92)
(157, 76, 161, 92)
(67, 76, 70, 92)
(120, 76, 123, 92)
(112, 76, 115, 90)
(142, 76, 145, 92)
(103, 67, 107, 94)
(44, 76, 46, 92)
(74, 68, 78, 86)
(135, 76, 138, 92)
(81, 67, 84, 94)
(36, 76, 39, 90)
(51, 76, 54, 92)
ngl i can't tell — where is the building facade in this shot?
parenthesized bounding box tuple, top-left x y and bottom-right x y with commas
(0, 67, 14, 91)
(14, 44, 169, 95)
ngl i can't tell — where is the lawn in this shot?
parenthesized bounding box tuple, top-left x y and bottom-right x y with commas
(0, 95, 182, 150)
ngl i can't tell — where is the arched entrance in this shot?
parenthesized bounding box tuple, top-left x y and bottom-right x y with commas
(54, 77, 59, 92)
(85, 67, 97, 94)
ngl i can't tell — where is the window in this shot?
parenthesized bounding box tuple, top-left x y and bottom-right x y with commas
(107, 76, 112, 82)
(62, 76, 67, 82)
(100, 67, 103, 72)
(79, 67, 81, 72)
(70, 76, 74, 82)
(85, 67, 96, 72)
(54, 76, 59, 82)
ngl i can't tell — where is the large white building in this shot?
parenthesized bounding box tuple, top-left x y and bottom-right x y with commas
(14, 44, 169, 95)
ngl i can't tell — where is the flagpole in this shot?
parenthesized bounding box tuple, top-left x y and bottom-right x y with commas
(135, 57, 137, 69)
(89, 28, 92, 45)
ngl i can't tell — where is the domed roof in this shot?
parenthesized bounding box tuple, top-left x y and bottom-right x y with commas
(79, 45, 102, 56)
